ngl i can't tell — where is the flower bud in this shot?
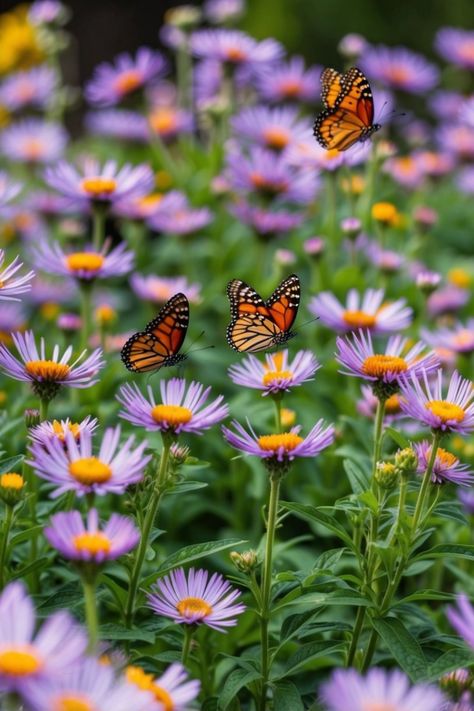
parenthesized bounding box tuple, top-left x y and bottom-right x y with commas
(165, 5, 201, 30)
(230, 550, 258, 573)
(375, 461, 398, 490)
(0, 472, 25, 506)
(170, 442, 190, 465)
(24, 409, 41, 429)
(394, 447, 418, 476)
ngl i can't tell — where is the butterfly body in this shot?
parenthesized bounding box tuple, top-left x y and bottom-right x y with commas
(313, 67, 381, 152)
(226, 274, 300, 353)
(121, 292, 189, 373)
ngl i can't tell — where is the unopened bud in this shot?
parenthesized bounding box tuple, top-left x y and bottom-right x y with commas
(24, 409, 41, 429)
(375, 461, 398, 490)
(394, 447, 418, 476)
(165, 5, 201, 30)
(0, 472, 25, 506)
(230, 550, 258, 573)
(170, 442, 190, 465)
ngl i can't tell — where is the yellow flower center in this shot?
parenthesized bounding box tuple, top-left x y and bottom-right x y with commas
(65, 252, 105, 272)
(0, 472, 24, 490)
(258, 433, 303, 451)
(225, 46, 246, 62)
(151, 284, 173, 302)
(0, 646, 42, 676)
(16, 80, 35, 101)
(149, 108, 178, 135)
(280, 408, 296, 427)
(151, 404, 192, 427)
(343, 310, 377, 329)
(279, 79, 302, 97)
(25, 360, 70, 381)
(114, 69, 142, 95)
(250, 172, 287, 195)
(362, 703, 397, 711)
(397, 156, 416, 173)
(95, 304, 116, 324)
(40, 301, 60, 320)
(459, 42, 474, 62)
(425, 400, 466, 423)
(263, 127, 290, 150)
(125, 666, 174, 710)
(362, 355, 408, 378)
(52, 420, 81, 442)
(262, 369, 293, 386)
(371, 201, 397, 223)
(22, 138, 44, 160)
(73, 532, 111, 556)
(176, 596, 213, 619)
(322, 148, 341, 162)
(385, 394, 401, 414)
(69, 457, 112, 486)
(434, 447, 458, 468)
(150, 684, 174, 710)
(385, 66, 410, 84)
(53, 696, 95, 711)
(81, 177, 117, 196)
(136, 192, 163, 212)
(448, 268, 471, 289)
(453, 330, 474, 348)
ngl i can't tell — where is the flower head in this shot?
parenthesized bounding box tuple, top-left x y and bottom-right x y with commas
(360, 44, 439, 93)
(231, 105, 312, 153)
(0, 581, 87, 693)
(147, 190, 213, 235)
(0, 65, 56, 112)
(0, 172, 22, 207)
(255, 56, 320, 103)
(413, 440, 473, 486)
(148, 105, 193, 141)
(204, 0, 244, 24)
(191, 29, 283, 68)
(357, 385, 404, 423)
(29, 416, 98, 448)
(309, 288, 412, 334)
(0, 249, 34, 301)
(228, 349, 319, 395)
(400, 369, 474, 435)
(126, 662, 200, 710)
(422, 321, 474, 355)
(320, 667, 446, 711)
(427, 286, 469, 318)
(86, 109, 149, 143)
(130, 273, 201, 304)
(86, 47, 167, 107)
(148, 567, 245, 631)
(0, 119, 66, 164)
(45, 508, 140, 563)
(0, 331, 103, 400)
(28, 424, 150, 498)
(117, 378, 228, 435)
(229, 200, 303, 237)
(436, 28, 474, 70)
(447, 594, 474, 650)
(33, 239, 134, 282)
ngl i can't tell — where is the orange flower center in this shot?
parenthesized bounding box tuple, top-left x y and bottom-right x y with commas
(176, 596, 213, 619)
(263, 127, 290, 150)
(69, 457, 112, 485)
(322, 148, 341, 162)
(372, 202, 397, 223)
(258, 433, 303, 451)
(279, 79, 302, 97)
(151, 404, 192, 426)
(65, 252, 105, 272)
(22, 138, 44, 160)
(262, 369, 293, 386)
(453, 330, 474, 349)
(0, 646, 42, 676)
(125, 666, 174, 711)
(343, 310, 377, 329)
(73, 532, 111, 556)
(425, 400, 466, 423)
(52, 420, 81, 442)
(459, 42, 474, 62)
(81, 177, 117, 196)
(362, 355, 408, 378)
(16, 81, 35, 102)
(385, 394, 401, 414)
(434, 447, 458, 468)
(136, 192, 163, 213)
(385, 66, 410, 84)
(225, 46, 246, 62)
(114, 69, 143, 95)
(25, 360, 70, 381)
(250, 172, 287, 195)
(149, 108, 178, 135)
(0, 472, 24, 490)
(362, 703, 397, 711)
(53, 696, 95, 711)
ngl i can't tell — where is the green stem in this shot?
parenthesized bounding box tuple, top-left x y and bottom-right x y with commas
(273, 396, 282, 434)
(39, 399, 49, 422)
(125, 440, 172, 626)
(181, 625, 194, 665)
(347, 605, 366, 667)
(80, 284, 93, 352)
(82, 578, 99, 652)
(92, 203, 107, 251)
(177, 43, 192, 110)
(259, 475, 281, 711)
(0, 505, 14, 589)
(371, 398, 386, 486)
(362, 142, 378, 230)
(412, 431, 441, 532)
(23, 460, 39, 593)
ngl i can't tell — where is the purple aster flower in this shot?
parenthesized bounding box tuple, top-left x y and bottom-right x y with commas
(191, 29, 283, 68)
(0, 172, 22, 207)
(368, 245, 405, 274)
(414, 440, 473, 486)
(32, 238, 134, 282)
(116, 378, 228, 435)
(130, 273, 201, 304)
(385, 154, 426, 189)
(147, 190, 213, 235)
(148, 567, 245, 632)
(255, 56, 321, 103)
(436, 28, 474, 70)
(0, 302, 26, 343)
(304, 236, 325, 257)
(338, 33, 369, 59)
(357, 385, 404, 423)
(85, 109, 149, 143)
(85, 47, 167, 107)
(415, 150, 455, 177)
(360, 45, 439, 93)
(113, 191, 164, 221)
(22, 657, 159, 711)
(148, 105, 193, 141)
(27, 276, 77, 307)
(56, 313, 82, 333)
(226, 146, 318, 205)
(28, 0, 68, 25)
(459, 97, 474, 127)
(204, 0, 244, 23)
(320, 667, 446, 711)
(0, 581, 87, 693)
(429, 90, 465, 121)
(447, 594, 474, 650)
(25, 190, 75, 218)
(231, 105, 312, 153)
(45, 508, 140, 563)
(229, 199, 304, 236)
(309, 288, 412, 334)
(0, 119, 67, 164)
(222, 419, 334, 467)
(400, 369, 474, 434)
(0, 249, 34, 301)
(194, 59, 223, 105)
(457, 167, 474, 195)
(0, 66, 57, 112)
(287, 139, 345, 172)
(421, 321, 474, 355)
(427, 286, 469, 318)
(126, 662, 200, 710)
(43, 158, 154, 207)
(0, 331, 103, 400)
(28, 424, 151, 498)
(29, 415, 98, 448)
(459, 488, 474, 515)
(437, 124, 474, 161)
(336, 331, 439, 391)
(413, 206, 438, 230)
(416, 271, 442, 294)
(228, 349, 319, 395)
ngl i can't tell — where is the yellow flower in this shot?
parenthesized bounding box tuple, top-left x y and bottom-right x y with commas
(448, 268, 471, 289)
(280, 408, 296, 428)
(340, 174, 365, 195)
(0, 7, 44, 76)
(371, 201, 399, 226)
(95, 304, 117, 326)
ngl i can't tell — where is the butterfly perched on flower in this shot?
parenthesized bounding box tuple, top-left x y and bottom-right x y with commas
(226, 274, 300, 353)
(121, 293, 189, 373)
(313, 66, 381, 152)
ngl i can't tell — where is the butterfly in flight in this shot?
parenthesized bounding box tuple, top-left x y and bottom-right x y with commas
(313, 66, 381, 152)
(121, 292, 189, 373)
(226, 274, 300, 353)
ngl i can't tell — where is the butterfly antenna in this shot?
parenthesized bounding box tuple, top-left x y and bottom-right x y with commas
(184, 330, 205, 355)
(295, 316, 320, 332)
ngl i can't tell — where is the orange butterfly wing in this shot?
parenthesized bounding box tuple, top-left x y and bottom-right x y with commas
(121, 293, 189, 373)
(321, 67, 343, 109)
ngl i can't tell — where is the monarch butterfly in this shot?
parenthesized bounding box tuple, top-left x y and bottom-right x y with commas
(226, 274, 300, 353)
(313, 66, 381, 152)
(121, 292, 189, 373)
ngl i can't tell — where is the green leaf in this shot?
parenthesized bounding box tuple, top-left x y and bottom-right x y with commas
(280, 502, 354, 550)
(394, 589, 455, 607)
(165, 481, 208, 496)
(38, 581, 86, 614)
(385, 427, 410, 450)
(99, 623, 155, 643)
(425, 648, 474, 680)
(218, 668, 260, 710)
(343, 459, 370, 495)
(358, 490, 378, 513)
(280, 608, 323, 643)
(370, 617, 427, 681)
(276, 641, 344, 678)
(10, 525, 44, 546)
(411, 544, 474, 563)
(0, 454, 24, 475)
(11, 556, 51, 581)
(273, 680, 304, 711)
